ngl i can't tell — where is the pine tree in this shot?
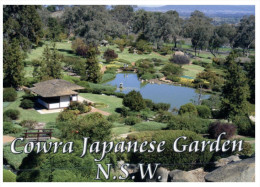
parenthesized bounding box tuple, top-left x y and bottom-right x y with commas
(33, 43, 62, 81)
(220, 52, 250, 119)
(84, 46, 102, 83)
(3, 39, 25, 88)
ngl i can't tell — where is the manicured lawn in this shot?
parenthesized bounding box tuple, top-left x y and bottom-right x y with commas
(112, 125, 131, 136)
(79, 93, 123, 114)
(3, 91, 59, 123)
(182, 64, 204, 78)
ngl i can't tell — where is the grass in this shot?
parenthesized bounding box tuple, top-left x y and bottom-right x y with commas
(3, 169, 16, 182)
(3, 91, 59, 123)
(3, 145, 27, 170)
(131, 121, 167, 132)
(182, 64, 204, 78)
(79, 93, 123, 114)
(99, 44, 170, 63)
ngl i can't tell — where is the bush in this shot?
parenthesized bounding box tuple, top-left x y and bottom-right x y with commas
(20, 120, 38, 129)
(104, 49, 118, 62)
(68, 101, 91, 114)
(20, 99, 34, 109)
(208, 121, 237, 139)
(57, 110, 79, 122)
(124, 116, 141, 126)
(4, 109, 20, 120)
(107, 113, 120, 122)
(58, 113, 112, 142)
(166, 75, 180, 82)
(161, 63, 183, 77)
(178, 103, 198, 116)
(123, 90, 146, 111)
(4, 122, 22, 134)
(153, 103, 170, 111)
(233, 115, 254, 136)
(196, 105, 211, 118)
(167, 115, 211, 134)
(3, 169, 16, 182)
(170, 54, 190, 65)
(130, 130, 214, 170)
(3, 88, 17, 102)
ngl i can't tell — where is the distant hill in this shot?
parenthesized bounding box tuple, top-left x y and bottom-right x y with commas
(137, 5, 255, 17)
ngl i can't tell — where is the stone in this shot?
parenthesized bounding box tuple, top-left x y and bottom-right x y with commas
(214, 155, 241, 168)
(168, 169, 199, 182)
(205, 157, 255, 182)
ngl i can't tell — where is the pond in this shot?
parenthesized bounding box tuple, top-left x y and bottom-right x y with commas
(105, 73, 210, 110)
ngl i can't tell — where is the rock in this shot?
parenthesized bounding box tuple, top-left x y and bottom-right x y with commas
(168, 169, 199, 182)
(175, 51, 185, 56)
(126, 164, 139, 174)
(214, 155, 241, 168)
(205, 157, 255, 182)
(146, 167, 169, 182)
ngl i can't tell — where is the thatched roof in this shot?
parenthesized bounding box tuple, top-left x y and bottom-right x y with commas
(30, 79, 84, 97)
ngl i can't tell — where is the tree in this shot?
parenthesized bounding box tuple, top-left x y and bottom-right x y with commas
(184, 11, 213, 56)
(234, 15, 255, 56)
(220, 52, 250, 119)
(47, 17, 63, 41)
(3, 39, 25, 88)
(3, 5, 43, 50)
(83, 46, 102, 83)
(33, 44, 62, 81)
(123, 90, 146, 111)
(103, 49, 118, 63)
(71, 38, 88, 57)
(170, 54, 190, 66)
(244, 56, 255, 104)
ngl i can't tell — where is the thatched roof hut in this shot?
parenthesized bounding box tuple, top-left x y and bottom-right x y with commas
(30, 79, 84, 109)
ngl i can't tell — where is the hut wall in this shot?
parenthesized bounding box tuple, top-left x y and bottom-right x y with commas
(60, 95, 70, 107)
(71, 95, 78, 101)
(49, 103, 60, 109)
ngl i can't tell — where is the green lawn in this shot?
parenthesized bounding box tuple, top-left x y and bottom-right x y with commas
(79, 93, 123, 114)
(3, 91, 59, 123)
(182, 64, 204, 78)
(131, 121, 167, 132)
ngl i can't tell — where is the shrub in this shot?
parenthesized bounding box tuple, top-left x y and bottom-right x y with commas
(120, 107, 129, 117)
(178, 103, 198, 116)
(167, 115, 211, 134)
(20, 120, 38, 129)
(196, 105, 211, 118)
(130, 130, 214, 170)
(170, 54, 190, 65)
(3, 169, 16, 182)
(4, 109, 20, 120)
(161, 63, 183, 77)
(104, 49, 118, 62)
(166, 75, 180, 82)
(59, 113, 112, 142)
(107, 113, 120, 122)
(233, 115, 254, 136)
(20, 99, 34, 109)
(124, 116, 141, 126)
(68, 101, 90, 114)
(153, 103, 170, 111)
(208, 121, 237, 139)
(123, 90, 146, 111)
(57, 110, 79, 122)
(3, 88, 17, 102)
(4, 122, 22, 134)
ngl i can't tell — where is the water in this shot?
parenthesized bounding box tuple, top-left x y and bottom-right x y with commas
(105, 73, 210, 110)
